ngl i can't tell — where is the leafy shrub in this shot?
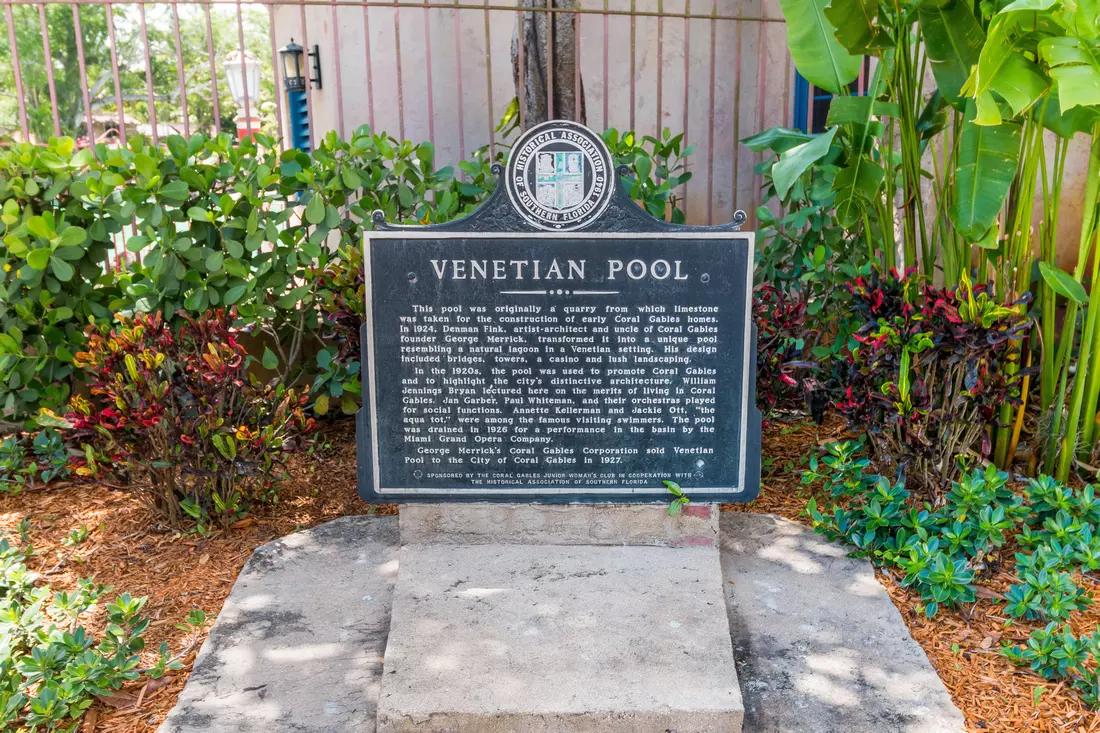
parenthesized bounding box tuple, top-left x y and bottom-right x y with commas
(0, 531, 191, 733)
(67, 310, 315, 528)
(0, 429, 72, 495)
(836, 269, 1031, 491)
(0, 138, 123, 425)
(753, 284, 817, 419)
(603, 128, 694, 223)
(1001, 623, 1100, 707)
(0, 126, 687, 426)
(742, 127, 867, 367)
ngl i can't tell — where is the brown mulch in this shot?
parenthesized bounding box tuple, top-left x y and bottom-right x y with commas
(0, 420, 391, 733)
(1, 415, 1098, 732)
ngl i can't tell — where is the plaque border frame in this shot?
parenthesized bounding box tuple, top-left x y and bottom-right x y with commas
(354, 120, 760, 504)
(357, 229, 760, 504)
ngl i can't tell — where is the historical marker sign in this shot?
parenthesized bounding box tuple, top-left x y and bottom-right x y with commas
(356, 121, 760, 503)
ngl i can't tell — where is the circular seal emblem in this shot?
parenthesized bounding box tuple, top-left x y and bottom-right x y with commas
(505, 120, 615, 231)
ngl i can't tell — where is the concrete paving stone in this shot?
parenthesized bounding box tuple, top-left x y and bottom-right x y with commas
(160, 511, 968, 733)
(158, 516, 399, 733)
(376, 541, 743, 733)
(399, 502, 720, 547)
(720, 512, 967, 733)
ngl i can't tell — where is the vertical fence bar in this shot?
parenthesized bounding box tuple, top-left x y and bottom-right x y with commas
(628, 0, 635, 131)
(573, 8, 581, 123)
(755, 16, 768, 218)
(331, 0, 345, 138)
(268, 4, 285, 145)
(392, 0, 405, 140)
(297, 1, 315, 147)
(236, 1, 252, 141)
(705, 0, 716, 225)
(422, 0, 435, 144)
(517, 3, 525, 131)
(680, 0, 691, 216)
(138, 2, 158, 143)
(38, 4, 61, 138)
(731, 0, 743, 217)
(362, 0, 376, 128)
(171, 1, 190, 137)
(655, 0, 663, 135)
(204, 3, 221, 136)
(71, 3, 94, 145)
(105, 2, 126, 144)
(453, 0, 466, 161)
(545, 0, 553, 120)
(482, 0, 494, 155)
(5, 3, 29, 140)
(601, 0, 608, 129)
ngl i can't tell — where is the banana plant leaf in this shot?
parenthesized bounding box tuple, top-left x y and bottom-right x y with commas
(918, 0, 986, 107)
(1039, 36, 1100, 113)
(823, 0, 880, 55)
(951, 100, 1023, 242)
(773, 127, 839, 200)
(778, 0, 862, 94)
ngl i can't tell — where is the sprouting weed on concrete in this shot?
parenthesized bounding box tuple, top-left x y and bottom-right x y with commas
(663, 480, 691, 517)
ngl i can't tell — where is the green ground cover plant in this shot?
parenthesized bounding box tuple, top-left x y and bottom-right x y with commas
(0, 528, 205, 733)
(804, 439, 1100, 708)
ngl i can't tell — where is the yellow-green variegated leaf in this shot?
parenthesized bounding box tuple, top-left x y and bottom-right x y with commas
(778, 0, 862, 95)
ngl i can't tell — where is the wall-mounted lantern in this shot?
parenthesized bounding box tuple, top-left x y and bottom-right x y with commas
(278, 40, 306, 91)
(278, 39, 322, 91)
(278, 38, 314, 152)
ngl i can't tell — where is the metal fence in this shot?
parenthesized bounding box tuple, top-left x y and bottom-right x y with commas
(0, 0, 806, 227)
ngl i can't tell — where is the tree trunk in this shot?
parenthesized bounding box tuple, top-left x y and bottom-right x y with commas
(511, 0, 585, 128)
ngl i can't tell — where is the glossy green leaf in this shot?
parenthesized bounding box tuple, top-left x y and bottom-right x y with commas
(740, 127, 814, 154)
(778, 0, 861, 94)
(773, 127, 838, 200)
(833, 160, 885, 227)
(49, 257, 74, 282)
(262, 347, 279, 370)
(26, 248, 50, 270)
(823, 0, 878, 54)
(1039, 36, 1100, 113)
(304, 194, 325, 225)
(952, 101, 1022, 242)
(1039, 261, 1088, 304)
(918, 0, 985, 106)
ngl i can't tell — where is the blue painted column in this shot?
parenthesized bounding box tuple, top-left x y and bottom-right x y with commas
(287, 89, 310, 152)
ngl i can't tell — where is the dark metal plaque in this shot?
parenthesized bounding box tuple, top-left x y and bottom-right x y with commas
(355, 121, 760, 503)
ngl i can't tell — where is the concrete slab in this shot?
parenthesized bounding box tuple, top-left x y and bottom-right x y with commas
(159, 512, 967, 733)
(158, 516, 399, 733)
(720, 513, 966, 733)
(376, 541, 744, 733)
(399, 502, 719, 546)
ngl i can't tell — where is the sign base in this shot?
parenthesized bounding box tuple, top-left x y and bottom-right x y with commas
(377, 504, 744, 733)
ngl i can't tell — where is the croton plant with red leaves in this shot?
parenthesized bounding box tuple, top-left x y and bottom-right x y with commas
(838, 268, 1032, 494)
(68, 309, 316, 528)
(754, 285, 818, 422)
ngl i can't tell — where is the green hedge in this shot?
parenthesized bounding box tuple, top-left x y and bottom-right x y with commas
(0, 126, 694, 427)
